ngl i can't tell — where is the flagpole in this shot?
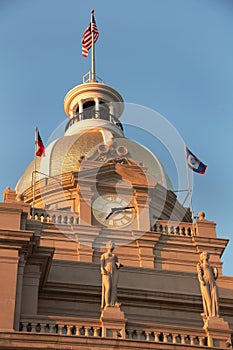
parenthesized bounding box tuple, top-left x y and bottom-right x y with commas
(32, 128, 37, 218)
(91, 9, 96, 81)
(184, 143, 195, 235)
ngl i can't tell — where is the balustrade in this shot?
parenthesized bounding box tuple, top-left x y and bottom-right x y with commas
(19, 318, 210, 347)
(30, 208, 79, 225)
(152, 220, 195, 236)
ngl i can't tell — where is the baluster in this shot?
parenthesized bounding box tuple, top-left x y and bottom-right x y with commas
(94, 327, 100, 337)
(40, 323, 46, 333)
(154, 331, 159, 342)
(66, 325, 71, 335)
(190, 335, 195, 345)
(173, 333, 178, 343)
(85, 326, 89, 336)
(57, 324, 63, 335)
(145, 331, 150, 341)
(76, 326, 81, 336)
(181, 334, 186, 344)
(163, 333, 168, 343)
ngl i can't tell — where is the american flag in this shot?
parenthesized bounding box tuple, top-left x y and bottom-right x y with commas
(82, 14, 99, 57)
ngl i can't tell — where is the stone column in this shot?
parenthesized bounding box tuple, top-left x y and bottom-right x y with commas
(14, 253, 26, 330)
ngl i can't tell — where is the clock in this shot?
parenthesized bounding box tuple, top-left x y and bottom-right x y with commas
(92, 194, 135, 228)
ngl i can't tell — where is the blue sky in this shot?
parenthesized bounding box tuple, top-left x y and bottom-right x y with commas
(0, 0, 233, 275)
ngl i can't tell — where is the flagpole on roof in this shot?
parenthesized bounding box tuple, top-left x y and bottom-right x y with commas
(32, 127, 38, 218)
(184, 143, 195, 235)
(91, 9, 96, 81)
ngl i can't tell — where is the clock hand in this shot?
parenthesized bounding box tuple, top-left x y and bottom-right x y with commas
(111, 206, 134, 212)
(105, 211, 114, 220)
(105, 206, 134, 220)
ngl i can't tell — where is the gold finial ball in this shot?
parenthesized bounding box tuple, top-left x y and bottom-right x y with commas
(197, 212, 205, 221)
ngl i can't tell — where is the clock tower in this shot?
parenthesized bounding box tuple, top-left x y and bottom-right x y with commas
(1, 16, 233, 349)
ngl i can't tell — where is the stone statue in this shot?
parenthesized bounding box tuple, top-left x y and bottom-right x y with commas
(100, 241, 123, 309)
(197, 251, 219, 319)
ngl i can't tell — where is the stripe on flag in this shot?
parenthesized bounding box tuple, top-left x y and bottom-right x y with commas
(82, 14, 99, 58)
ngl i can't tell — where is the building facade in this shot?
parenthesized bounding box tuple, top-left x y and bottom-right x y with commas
(0, 70, 232, 349)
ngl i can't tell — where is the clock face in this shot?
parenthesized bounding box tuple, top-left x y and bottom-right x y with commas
(92, 194, 135, 228)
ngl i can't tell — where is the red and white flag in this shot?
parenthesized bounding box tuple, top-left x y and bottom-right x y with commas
(82, 13, 99, 57)
(36, 128, 45, 157)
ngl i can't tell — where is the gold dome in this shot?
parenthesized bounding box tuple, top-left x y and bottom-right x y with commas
(16, 128, 173, 193)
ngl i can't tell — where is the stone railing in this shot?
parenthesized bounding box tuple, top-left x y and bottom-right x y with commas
(151, 220, 195, 236)
(29, 210, 195, 237)
(19, 316, 209, 347)
(19, 316, 101, 337)
(30, 208, 79, 225)
(125, 327, 207, 346)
